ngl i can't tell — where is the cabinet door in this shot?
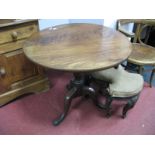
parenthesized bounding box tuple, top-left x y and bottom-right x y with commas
(0, 55, 11, 93)
(0, 49, 43, 94)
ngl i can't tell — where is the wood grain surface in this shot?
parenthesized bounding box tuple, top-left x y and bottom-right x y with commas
(23, 23, 132, 72)
(129, 43, 155, 65)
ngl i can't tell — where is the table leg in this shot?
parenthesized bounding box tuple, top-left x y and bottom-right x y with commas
(53, 73, 99, 126)
(53, 87, 79, 126)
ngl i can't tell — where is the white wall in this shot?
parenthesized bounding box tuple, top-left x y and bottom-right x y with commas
(39, 19, 69, 30)
(104, 19, 117, 29)
(39, 19, 134, 32)
(69, 19, 104, 25)
(39, 19, 104, 30)
(104, 19, 134, 32)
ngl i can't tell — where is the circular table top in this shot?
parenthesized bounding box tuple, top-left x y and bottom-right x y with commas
(23, 23, 132, 72)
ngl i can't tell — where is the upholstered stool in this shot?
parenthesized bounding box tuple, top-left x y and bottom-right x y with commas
(92, 65, 144, 118)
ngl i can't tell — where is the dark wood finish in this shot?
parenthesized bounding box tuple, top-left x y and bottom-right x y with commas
(92, 78, 139, 118)
(147, 27, 155, 47)
(0, 19, 50, 106)
(23, 23, 132, 72)
(53, 73, 99, 126)
(117, 19, 155, 87)
(23, 23, 132, 125)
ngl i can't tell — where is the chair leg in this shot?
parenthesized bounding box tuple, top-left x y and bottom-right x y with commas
(138, 66, 144, 75)
(105, 96, 113, 117)
(150, 69, 155, 87)
(122, 95, 139, 118)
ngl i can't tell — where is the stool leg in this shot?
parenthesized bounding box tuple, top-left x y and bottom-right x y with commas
(122, 95, 139, 118)
(105, 96, 113, 117)
(138, 66, 144, 75)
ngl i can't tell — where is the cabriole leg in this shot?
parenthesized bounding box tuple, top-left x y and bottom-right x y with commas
(105, 96, 113, 117)
(53, 87, 78, 126)
(122, 95, 139, 118)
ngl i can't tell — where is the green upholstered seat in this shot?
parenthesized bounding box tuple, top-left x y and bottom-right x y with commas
(92, 65, 144, 98)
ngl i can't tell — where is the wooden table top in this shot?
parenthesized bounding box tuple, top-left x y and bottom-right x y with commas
(23, 23, 132, 72)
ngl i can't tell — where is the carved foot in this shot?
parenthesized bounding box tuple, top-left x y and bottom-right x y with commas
(122, 95, 139, 118)
(53, 114, 65, 126)
(53, 87, 78, 126)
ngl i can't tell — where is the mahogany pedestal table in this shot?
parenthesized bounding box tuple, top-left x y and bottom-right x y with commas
(23, 23, 132, 126)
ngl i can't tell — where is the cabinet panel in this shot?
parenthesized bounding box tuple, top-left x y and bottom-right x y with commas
(3, 49, 39, 84)
(0, 55, 11, 93)
(0, 39, 25, 54)
(0, 19, 49, 105)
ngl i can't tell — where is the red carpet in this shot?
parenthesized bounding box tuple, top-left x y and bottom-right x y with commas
(0, 70, 155, 135)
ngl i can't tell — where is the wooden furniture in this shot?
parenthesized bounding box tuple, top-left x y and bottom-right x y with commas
(0, 19, 50, 107)
(23, 23, 132, 125)
(117, 19, 155, 87)
(92, 65, 144, 118)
